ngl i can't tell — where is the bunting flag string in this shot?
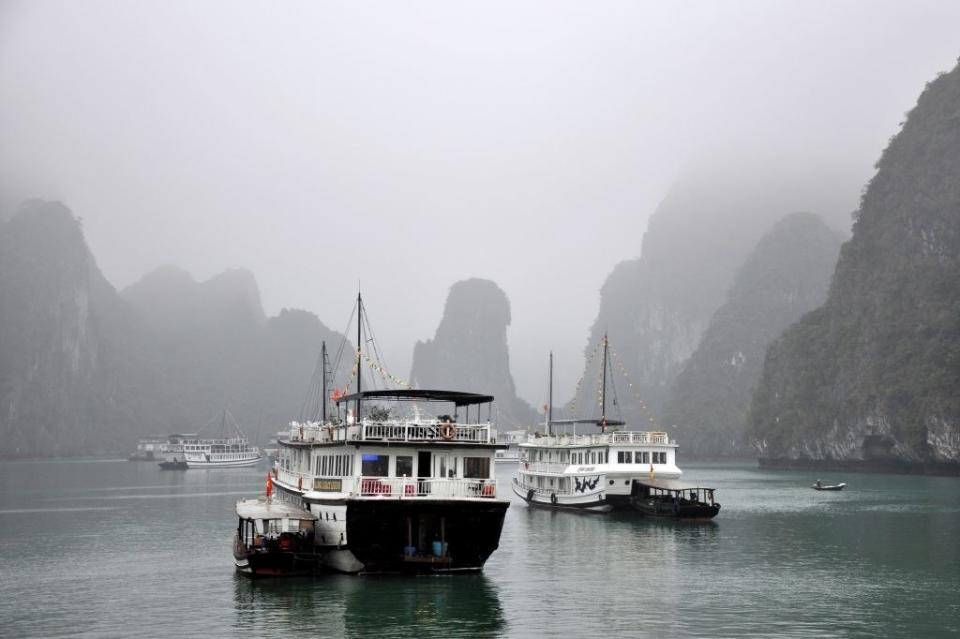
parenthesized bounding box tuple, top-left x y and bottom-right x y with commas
(608, 346, 663, 430)
(362, 352, 411, 389)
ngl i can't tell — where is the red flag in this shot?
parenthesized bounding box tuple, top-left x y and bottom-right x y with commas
(265, 472, 273, 499)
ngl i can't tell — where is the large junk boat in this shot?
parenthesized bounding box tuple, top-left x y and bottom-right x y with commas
(271, 294, 509, 574)
(512, 339, 682, 512)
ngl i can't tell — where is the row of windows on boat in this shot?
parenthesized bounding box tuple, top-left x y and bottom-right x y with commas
(280, 452, 492, 479)
(526, 449, 670, 465)
(183, 445, 252, 452)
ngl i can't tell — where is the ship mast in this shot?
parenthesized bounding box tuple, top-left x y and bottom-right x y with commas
(547, 351, 553, 436)
(355, 290, 362, 424)
(321, 341, 328, 422)
(600, 333, 608, 431)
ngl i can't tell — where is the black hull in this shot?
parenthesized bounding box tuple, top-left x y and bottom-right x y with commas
(234, 537, 321, 578)
(345, 499, 508, 574)
(158, 460, 187, 470)
(630, 498, 720, 520)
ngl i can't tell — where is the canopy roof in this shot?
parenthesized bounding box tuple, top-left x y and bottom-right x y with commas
(235, 498, 317, 520)
(636, 479, 715, 492)
(548, 418, 626, 427)
(335, 389, 494, 407)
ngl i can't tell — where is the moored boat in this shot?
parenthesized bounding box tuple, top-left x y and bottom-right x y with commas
(629, 478, 720, 520)
(234, 497, 322, 577)
(270, 294, 510, 574)
(181, 410, 263, 468)
(512, 339, 683, 512)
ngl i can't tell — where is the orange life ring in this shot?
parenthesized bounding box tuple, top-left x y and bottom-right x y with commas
(440, 422, 456, 441)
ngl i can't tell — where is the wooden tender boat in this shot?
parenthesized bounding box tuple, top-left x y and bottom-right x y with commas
(234, 497, 321, 577)
(629, 478, 720, 520)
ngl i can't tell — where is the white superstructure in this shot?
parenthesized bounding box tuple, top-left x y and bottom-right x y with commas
(512, 427, 680, 511)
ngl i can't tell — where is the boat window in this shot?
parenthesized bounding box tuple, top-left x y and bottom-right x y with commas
(437, 454, 458, 478)
(361, 454, 389, 477)
(463, 457, 490, 479)
(618, 451, 633, 464)
(638, 451, 649, 464)
(396, 456, 413, 477)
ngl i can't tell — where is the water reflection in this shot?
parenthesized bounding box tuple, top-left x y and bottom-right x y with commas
(233, 573, 506, 638)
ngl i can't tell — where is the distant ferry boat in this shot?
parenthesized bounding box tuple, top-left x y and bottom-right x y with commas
(170, 410, 262, 468)
(512, 338, 682, 512)
(270, 294, 509, 574)
(128, 437, 170, 461)
(494, 430, 526, 464)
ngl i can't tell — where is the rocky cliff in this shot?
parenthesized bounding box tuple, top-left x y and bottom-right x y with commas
(0, 201, 145, 456)
(663, 213, 843, 456)
(0, 202, 351, 458)
(748, 62, 960, 469)
(121, 266, 352, 440)
(580, 167, 854, 424)
(410, 279, 537, 427)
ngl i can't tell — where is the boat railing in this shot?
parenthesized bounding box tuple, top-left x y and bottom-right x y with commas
(275, 468, 498, 498)
(288, 419, 494, 444)
(353, 476, 498, 499)
(513, 476, 583, 497)
(525, 431, 671, 446)
(520, 461, 570, 474)
(275, 467, 312, 490)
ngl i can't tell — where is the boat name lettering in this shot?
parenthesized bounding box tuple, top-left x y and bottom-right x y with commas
(313, 478, 343, 492)
(577, 466, 595, 472)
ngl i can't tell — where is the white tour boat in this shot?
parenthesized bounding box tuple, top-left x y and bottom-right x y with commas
(512, 338, 682, 512)
(494, 430, 526, 464)
(270, 294, 510, 574)
(179, 410, 263, 468)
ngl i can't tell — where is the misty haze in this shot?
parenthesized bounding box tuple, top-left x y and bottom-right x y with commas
(1, 2, 959, 637)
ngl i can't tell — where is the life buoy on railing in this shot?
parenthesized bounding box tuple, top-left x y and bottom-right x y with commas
(440, 421, 457, 441)
(551, 493, 558, 505)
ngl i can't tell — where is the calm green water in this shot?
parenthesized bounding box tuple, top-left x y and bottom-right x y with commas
(1, 460, 958, 638)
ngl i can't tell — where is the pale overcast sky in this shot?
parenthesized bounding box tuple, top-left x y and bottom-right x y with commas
(1, 1, 958, 404)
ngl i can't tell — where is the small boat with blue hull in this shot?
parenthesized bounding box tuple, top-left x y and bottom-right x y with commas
(629, 479, 720, 520)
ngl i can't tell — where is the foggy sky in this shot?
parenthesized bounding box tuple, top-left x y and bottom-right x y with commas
(1, 1, 959, 406)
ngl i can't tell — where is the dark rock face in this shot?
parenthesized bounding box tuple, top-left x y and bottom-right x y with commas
(663, 213, 843, 456)
(410, 279, 536, 427)
(0, 201, 143, 457)
(748, 63, 960, 466)
(580, 169, 853, 424)
(0, 202, 350, 458)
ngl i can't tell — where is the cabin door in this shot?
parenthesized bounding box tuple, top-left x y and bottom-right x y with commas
(417, 451, 431, 496)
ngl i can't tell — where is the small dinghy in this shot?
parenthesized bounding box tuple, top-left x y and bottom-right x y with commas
(812, 480, 846, 491)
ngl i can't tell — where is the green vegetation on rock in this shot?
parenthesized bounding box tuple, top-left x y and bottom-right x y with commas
(748, 62, 960, 464)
